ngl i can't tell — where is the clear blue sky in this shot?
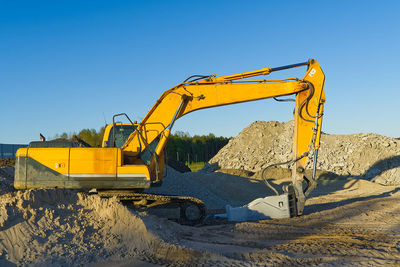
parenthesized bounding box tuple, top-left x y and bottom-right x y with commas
(1, 0, 399, 144)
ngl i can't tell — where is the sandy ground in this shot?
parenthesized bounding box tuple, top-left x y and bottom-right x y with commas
(1, 165, 399, 266)
(2, 119, 400, 266)
(147, 171, 400, 266)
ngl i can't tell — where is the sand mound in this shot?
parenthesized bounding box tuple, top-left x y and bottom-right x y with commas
(0, 177, 223, 266)
(209, 120, 400, 185)
(0, 189, 156, 265)
(0, 166, 246, 266)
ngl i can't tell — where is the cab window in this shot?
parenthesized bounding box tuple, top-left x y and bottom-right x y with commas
(108, 125, 136, 148)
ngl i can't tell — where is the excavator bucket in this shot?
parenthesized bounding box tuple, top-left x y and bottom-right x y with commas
(214, 186, 297, 222)
(226, 194, 291, 222)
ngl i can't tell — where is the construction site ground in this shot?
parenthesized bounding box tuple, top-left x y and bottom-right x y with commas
(1, 167, 399, 266)
(1, 120, 400, 266)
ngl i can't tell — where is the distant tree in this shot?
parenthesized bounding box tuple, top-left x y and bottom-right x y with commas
(175, 131, 190, 138)
(77, 127, 105, 147)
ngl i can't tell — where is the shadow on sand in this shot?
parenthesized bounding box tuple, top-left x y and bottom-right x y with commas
(206, 154, 400, 216)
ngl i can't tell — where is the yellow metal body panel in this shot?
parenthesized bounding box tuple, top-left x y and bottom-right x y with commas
(69, 147, 118, 176)
(102, 124, 114, 147)
(117, 165, 150, 180)
(16, 148, 28, 157)
(27, 147, 70, 175)
(14, 146, 151, 189)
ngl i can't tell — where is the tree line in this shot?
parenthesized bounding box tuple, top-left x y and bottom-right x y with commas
(52, 128, 105, 147)
(53, 129, 230, 163)
(166, 131, 230, 163)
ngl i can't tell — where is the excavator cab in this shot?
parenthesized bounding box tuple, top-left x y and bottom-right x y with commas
(103, 124, 137, 148)
(102, 113, 139, 148)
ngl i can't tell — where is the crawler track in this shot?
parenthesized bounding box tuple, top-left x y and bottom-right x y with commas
(97, 190, 206, 225)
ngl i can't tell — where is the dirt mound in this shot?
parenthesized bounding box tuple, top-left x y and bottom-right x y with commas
(209, 120, 400, 185)
(0, 189, 154, 265)
(0, 167, 15, 195)
(0, 184, 223, 266)
(0, 159, 14, 168)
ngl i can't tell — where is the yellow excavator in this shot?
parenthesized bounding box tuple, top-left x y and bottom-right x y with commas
(15, 59, 325, 224)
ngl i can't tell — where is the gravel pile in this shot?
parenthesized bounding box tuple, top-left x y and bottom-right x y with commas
(209, 121, 400, 185)
(145, 167, 273, 210)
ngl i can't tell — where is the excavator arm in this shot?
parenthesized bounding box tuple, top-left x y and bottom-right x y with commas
(123, 59, 325, 215)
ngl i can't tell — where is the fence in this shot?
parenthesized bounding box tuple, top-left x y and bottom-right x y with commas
(0, 144, 27, 158)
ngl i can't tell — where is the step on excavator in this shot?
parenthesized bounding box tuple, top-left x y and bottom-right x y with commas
(15, 59, 325, 225)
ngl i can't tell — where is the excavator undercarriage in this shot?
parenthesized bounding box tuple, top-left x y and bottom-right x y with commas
(97, 190, 206, 225)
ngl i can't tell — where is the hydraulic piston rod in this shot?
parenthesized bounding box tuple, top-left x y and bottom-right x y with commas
(270, 61, 310, 72)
